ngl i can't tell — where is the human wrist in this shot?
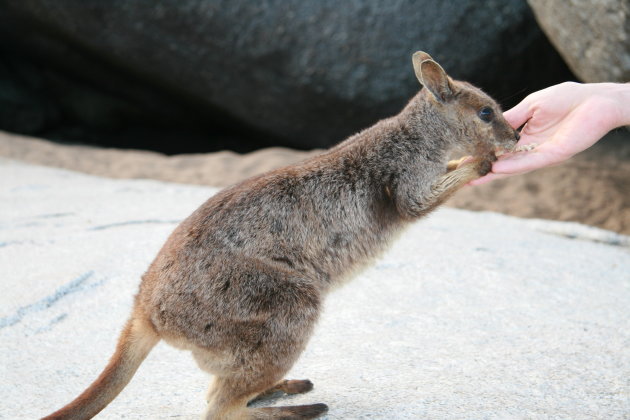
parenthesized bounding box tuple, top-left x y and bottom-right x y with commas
(611, 83, 630, 127)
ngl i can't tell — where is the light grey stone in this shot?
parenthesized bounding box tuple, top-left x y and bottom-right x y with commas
(1, 159, 629, 419)
(528, 0, 630, 82)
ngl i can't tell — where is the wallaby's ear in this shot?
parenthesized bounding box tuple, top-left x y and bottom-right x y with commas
(412, 51, 453, 103)
(412, 51, 433, 63)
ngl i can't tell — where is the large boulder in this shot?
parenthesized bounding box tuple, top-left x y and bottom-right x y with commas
(0, 1, 573, 152)
(528, 0, 630, 82)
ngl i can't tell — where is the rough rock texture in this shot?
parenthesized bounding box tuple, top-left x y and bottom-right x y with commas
(0, 0, 573, 152)
(528, 0, 630, 82)
(2, 160, 629, 419)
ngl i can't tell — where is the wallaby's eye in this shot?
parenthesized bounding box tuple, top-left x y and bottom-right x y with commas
(478, 107, 494, 122)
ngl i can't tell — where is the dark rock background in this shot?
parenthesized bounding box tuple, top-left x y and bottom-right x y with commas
(0, 0, 574, 153)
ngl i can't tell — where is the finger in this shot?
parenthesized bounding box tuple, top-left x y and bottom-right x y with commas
(491, 146, 562, 175)
(503, 99, 534, 129)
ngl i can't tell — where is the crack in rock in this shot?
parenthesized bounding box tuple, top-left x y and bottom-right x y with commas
(547, 232, 630, 247)
(89, 219, 181, 231)
(537, 229, 630, 248)
(34, 313, 68, 335)
(0, 271, 97, 329)
(35, 213, 74, 219)
(523, 219, 630, 248)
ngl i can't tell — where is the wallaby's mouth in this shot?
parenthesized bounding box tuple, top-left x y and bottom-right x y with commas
(494, 128, 523, 156)
(494, 143, 515, 156)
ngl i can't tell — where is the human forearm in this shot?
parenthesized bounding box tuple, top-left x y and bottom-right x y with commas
(612, 83, 630, 127)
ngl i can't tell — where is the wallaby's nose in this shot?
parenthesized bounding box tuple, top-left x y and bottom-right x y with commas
(514, 129, 520, 141)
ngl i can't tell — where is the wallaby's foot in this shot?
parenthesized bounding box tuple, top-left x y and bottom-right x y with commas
(273, 379, 314, 395)
(251, 403, 329, 419)
(249, 379, 314, 404)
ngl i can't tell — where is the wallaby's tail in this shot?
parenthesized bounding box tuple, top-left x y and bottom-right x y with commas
(43, 315, 159, 420)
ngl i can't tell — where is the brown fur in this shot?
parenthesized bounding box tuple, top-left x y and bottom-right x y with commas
(44, 314, 159, 419)
(43, 52, 519, 420)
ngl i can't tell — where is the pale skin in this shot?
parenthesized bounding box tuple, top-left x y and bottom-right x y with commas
(471, 82, 630, 185)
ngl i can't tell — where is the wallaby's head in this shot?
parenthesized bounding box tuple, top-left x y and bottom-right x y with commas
(411, 51, 520, 157)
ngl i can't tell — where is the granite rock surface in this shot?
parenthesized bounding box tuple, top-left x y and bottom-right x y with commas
(1, 160, 628, 419)
(528, 0, 630, 82)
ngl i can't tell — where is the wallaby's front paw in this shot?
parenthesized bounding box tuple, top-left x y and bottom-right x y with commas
(475, 153, 497, 176)
(476, 159, 493, 176)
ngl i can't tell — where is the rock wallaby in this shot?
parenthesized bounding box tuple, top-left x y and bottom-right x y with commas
(44, 51, 520, 420)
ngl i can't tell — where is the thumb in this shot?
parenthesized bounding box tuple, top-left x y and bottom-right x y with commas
(503, 98, 534, 129)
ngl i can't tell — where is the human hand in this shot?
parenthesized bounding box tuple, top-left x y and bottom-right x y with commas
(472, 82, 630, 185)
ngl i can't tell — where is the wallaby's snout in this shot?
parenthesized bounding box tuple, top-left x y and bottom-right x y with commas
(481, 98, 521, 155)
(506, 122, 521, 143)
(491, 124, 520, 157)
(496, 119, 521, 153)
(502, 123, 520, 143)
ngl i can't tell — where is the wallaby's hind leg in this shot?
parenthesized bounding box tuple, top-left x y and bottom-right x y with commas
(204, 376, 327, 420)
(191, 268, 324, 419)
(203, 375, 263, 420)
(249, 379, 314, 404)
